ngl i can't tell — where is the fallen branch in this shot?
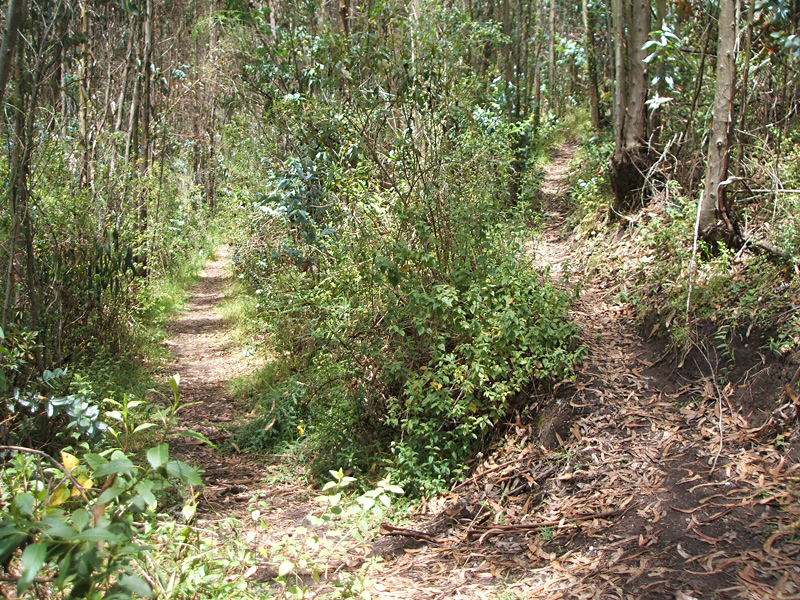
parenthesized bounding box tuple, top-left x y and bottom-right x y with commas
(379, 523, 448, 544)
(466, 504, 636, 543)
(746, 238, 790, 261)
(451, 452, 532, 492)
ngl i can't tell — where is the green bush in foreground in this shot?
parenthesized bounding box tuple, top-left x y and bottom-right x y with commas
(233, 203, 582, 494)
(0, 377, 216, 600)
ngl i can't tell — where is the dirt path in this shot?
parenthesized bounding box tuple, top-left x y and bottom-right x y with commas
(164, 161, 798, 599)
(365, 145, 799, 599)
(166, 248, 314, 546)
(166, 247, 253, 488)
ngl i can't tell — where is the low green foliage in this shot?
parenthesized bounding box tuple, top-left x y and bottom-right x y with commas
(262, 469, 404, 599)
(567, 132, 800, 359)
(231, 163, 582, 494)
(0, 376, 271, 600)
(224, 1, 584, 494)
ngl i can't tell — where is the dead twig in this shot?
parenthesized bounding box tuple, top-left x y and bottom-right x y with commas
(379, 523, 448, 544)
(0, 445, 90, 501)
(451, 452, 532, 492)
(466, 504, 636, 543)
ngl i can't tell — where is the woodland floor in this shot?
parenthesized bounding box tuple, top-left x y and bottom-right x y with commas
(166, 147, 800, 600)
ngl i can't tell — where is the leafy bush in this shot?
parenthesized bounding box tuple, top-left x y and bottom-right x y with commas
(382, 247, 581, 493)
(233, 184, 582, 493)
(0, 377, 205, 600)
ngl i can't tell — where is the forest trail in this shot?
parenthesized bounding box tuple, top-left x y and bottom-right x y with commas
(166, 247, 255, 487)
(364, 144, 799, 599)
(163, 152, 798, 599)
(165, 248, 317, 578)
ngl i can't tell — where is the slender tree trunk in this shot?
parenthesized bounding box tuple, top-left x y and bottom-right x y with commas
(139, 0, 153, 236)
(11, 38, 44, 370)
(0, 0, 24, 108)
(737, 0, 755, 132)
(0, 0, 25, 330)
(625, 0, 649, 150)
(611, 0, 625, 163)
(699, 0, 740, 241)
(547, 0, 556, 111)
(78, 0, 91, 188)
(609, 0, 652, 210)
(583, 0, 601, 131)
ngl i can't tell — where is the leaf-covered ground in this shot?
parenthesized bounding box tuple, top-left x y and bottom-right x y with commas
(167, 148, 799, 599)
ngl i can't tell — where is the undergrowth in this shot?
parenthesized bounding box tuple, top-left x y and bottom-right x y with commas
(227, 107, 583, 494)
(567, 131, 800, 361)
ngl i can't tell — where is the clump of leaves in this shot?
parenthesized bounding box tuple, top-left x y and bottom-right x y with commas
(0, 376, 206, 600)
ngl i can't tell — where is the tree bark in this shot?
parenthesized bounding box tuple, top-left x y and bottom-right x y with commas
(139, 0, 153, 235)
(78, 0, 91, 188)
(625, 0, 649, 150)
(547, 0, 556, 111)
(582, 0, 601, 131)
(0, 0, 24, 108)
(699, 0, 740, 241)
(608, 0, 652, 211)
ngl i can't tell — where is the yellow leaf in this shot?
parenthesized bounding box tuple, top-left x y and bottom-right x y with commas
(60, 451, 79, 473)
(71, 476, 94, 497)
(50, 485, 70, 507)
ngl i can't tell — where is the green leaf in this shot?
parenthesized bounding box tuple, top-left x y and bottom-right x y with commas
(165, 460, 203, 486)
(98, 484, 124, 505)
(93, 458, 135, 478)
(18, 543, 47, 594)
(12, 493, 35, 517)
(119, 574, 152, 597)
(146, 444, 169, 470)
(278, 560, 294, 577)
(181, 503, 197, 521)
(176, 429, 218, 450)
(0, 532, 27, 566)
(82, 453, 108, 471)
(71, 509, 90, 532)
(132, 422, 156, 434)
(135, 481, 157, 510)
(75, 527, 122, 543)
(169, 374, 181, 400)
(41, 517, 77, 540)
(357, 497, 375, 511)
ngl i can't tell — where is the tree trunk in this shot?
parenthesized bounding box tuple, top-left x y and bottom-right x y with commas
(582, 0, 600, 131)
(78, 0, 91, 188)
(625, 0, 649, 150)
(139, 0, 153, 235)
(547, 0, 556, 111)
(608, 0, 652, 211)
(0, 0, 24, 108)
(699, 0, 740, 242)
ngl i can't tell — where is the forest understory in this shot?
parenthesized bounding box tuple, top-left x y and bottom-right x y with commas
(2, 1, 800, 599)
(158, 143, 800, 600)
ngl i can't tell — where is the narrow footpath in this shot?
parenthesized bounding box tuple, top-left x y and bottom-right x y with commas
(165, 248, 315, 562)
